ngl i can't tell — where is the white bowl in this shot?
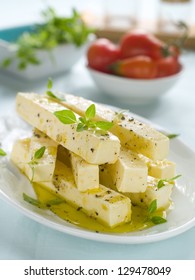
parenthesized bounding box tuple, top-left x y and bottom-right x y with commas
(88, 67, 183, 105)
(0, 25, 94, 80)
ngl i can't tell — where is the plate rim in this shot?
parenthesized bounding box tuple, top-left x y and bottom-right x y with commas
(0, 109, 195, 244)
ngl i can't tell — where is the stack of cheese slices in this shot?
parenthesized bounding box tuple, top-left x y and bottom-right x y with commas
(11, 93, 176, 228)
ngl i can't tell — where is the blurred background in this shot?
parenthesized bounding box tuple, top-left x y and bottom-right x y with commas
(1, 0, 195, 42)
(1, 1, 195, 261)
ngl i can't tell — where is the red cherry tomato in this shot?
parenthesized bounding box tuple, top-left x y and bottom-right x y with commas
(87, 38, 121, 73)
(111, 56, 158, 79)
(120, 30, 165, 60)
(156, 56, 181, 78)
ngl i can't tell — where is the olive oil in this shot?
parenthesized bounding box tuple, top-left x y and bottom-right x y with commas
(33, 183, 157, 233)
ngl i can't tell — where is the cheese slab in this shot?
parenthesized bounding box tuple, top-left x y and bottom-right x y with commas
(60, 94, 169, 160)
(128, 176, 173, 210)
(16, 93, 120, 165)
(139, 154, 176, 179)
(69, 151, 99, 191)
(100, 147, 148, 193)
(51, 161, 131, 228)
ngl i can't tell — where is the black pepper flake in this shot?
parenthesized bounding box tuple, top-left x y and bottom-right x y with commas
(73, 137, 75, 140)
(91, 148, 94, 153)
(100, 168, 104, 172)
(34, 133, 41, 138)
(37, 113, 40, 117)
(121, 116, 125, 120)
(95, 211, 99, 216)
(77, 207, 82, 211)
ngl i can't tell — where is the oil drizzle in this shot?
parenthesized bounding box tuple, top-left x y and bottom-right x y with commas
(33, 183, 157, 233)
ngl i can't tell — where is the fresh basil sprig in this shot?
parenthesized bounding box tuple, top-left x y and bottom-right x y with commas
(28, 146, 46, 182)
(147, 199, 167, 225)
(46, 78, 65, 101)
(23, 193, 64, 208)
(157, 175, 181, 189)
(0, 148, 7, 156)
(2, 7, 93, 70)
(148, 199, 157, 214)
(167, 134, 180, 139)
(150, 216, 167, 225)
(54, 104, 113, 133)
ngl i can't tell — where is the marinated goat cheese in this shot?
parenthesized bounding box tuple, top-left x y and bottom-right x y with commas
(10, 92, 177, 232)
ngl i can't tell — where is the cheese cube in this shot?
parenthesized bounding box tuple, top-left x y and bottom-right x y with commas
(69, 151, 99, 191)
(16, 93, 120, 165)
(60, 94, 169, 160)
(11, 134, 57, 182)
(139, 155, 176, 179)
(100, 147, 148, 193)
(51, 161, 131, 228)
(128, 176, 173, 210)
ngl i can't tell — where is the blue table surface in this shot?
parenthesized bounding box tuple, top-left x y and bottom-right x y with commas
(0, 49, 195, 260)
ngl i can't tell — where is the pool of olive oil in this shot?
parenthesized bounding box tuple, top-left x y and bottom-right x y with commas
(33, 183, 156, 233)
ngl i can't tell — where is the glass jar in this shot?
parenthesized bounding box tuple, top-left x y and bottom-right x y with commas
(158, 0, 192, 33)
(103, 0, 138, 29)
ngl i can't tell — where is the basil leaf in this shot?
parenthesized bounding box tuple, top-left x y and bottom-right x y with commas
(157, 174, 181, 189)
(79, 117, 86, 124)
(2, 58, 12, 68)
(47, 78, 53, 89)
(0, 148, 7, 156)
(96, 121, 113, 131)
(157, 180, 165, 189)
(150, 216, 167, 224)
(34, 146, 46, 160)
(167, 134, 179, 139)
(46, 91, 64, 101)
(148, 199, 157, 214)
(54, 110, 77, 124)
(168, 175, 182, 182)
(85, 104, 96, 120)
(46, 91, 57, 98)
(23, 193, 44, 208)
(46, 198, 65, 207)
(23, 193, 64, 208)
(76, 123, 87, 132)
